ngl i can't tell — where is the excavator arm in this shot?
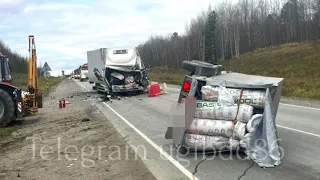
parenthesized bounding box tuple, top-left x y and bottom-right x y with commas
(25, 35, 43, 115)
(28, 35, 38, 94)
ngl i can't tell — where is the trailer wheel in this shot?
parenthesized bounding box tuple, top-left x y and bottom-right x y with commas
(0, 89, 15, 127)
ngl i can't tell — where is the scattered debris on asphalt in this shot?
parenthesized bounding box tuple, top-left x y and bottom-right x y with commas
(81, 118, 90, 122)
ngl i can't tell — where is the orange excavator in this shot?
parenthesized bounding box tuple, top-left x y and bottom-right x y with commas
(0, 35, 43, 127)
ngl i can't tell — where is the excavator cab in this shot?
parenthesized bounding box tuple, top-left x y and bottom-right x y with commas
(0, 53, 12, 84)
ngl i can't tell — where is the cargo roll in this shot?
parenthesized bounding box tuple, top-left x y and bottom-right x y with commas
(201, 85, 266, 108)
(246, 114, 263, 133)
(184, 133, 229, 151)
(195, 101, 254, 123)
(188, 119, 234, 137)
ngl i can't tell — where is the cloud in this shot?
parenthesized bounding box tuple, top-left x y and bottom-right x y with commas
(0, 0, 217, 76)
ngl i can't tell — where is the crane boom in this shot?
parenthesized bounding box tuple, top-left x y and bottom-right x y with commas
(25, 35, 42, 115)
(28, 35, 38, 92)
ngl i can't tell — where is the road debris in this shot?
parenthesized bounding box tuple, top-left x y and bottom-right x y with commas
(162, 83, 169, 94)
(81, 118, 90, 122)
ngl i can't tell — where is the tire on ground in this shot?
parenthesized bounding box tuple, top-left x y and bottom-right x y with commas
(0, 89, 15, 127)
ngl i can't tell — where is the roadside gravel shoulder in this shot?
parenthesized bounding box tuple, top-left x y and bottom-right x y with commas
(0, 79, 156, 180)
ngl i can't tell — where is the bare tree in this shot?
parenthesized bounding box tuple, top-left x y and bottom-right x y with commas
(136, 0, 320, 68)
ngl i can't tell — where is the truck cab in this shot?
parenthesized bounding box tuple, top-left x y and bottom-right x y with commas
(80, 63, 88, 81)
(0, 53, 12, 84)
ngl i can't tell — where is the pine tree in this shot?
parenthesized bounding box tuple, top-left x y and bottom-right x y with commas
(204, 10, 217, 64)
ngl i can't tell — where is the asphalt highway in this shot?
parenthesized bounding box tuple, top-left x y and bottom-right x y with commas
(74, 79, 320, 180)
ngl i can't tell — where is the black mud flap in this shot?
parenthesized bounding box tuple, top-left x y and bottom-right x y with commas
(15, 89, 24, 119)
(37, 94, 43, 108)
(165, 127, 173, 139)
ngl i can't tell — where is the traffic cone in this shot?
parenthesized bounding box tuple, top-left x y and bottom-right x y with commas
(148, 83, 162, 97)
(162, 83, 169, 94)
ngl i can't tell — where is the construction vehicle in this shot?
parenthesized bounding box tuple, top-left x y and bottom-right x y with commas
(0, 35, 43, 127)
(73, 67, 81, 79)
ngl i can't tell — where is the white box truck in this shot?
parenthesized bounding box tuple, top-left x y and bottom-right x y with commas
(87, 47, 149, 95)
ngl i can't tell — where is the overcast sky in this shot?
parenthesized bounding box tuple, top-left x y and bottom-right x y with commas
(0, 0, 222, 76)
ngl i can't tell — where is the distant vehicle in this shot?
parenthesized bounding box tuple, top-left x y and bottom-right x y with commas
(73, 67, 81, 79)
(87, 47, 149, 96)
(80, 63, 88, 82)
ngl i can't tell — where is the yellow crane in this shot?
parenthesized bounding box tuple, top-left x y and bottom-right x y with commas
(26, 35, 42, 115)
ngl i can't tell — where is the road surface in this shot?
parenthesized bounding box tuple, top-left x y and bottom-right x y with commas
(74, 79, 320, 180)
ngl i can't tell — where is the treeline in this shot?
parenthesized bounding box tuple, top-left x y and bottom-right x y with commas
(0, 40, 28, 73)
(137, 0, 320, 67)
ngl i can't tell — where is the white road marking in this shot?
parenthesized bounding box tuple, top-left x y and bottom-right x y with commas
(74, 80, 199, 180)
(277, 125, 320, 138)
(279, 103, 320, 111)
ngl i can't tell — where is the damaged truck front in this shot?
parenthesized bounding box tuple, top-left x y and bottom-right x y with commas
(165, 60, 284, 168)
(87, 48, 149, 95)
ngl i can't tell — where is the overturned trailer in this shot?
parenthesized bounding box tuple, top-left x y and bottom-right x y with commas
(165, 60, 284, 168)
(87, 48, 149, 95)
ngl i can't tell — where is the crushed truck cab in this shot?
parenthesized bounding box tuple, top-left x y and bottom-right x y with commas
(87, 48, 149, 96)
(165, 60, 284, 168)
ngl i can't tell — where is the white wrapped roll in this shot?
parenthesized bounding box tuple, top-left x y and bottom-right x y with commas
(201, 85, 219, 102)
(195, 101, 254, 123)
(227, 88, 266, 108)
(247, 114, 263, 133)
(233, 121, 246, 140)
(240, 133, 253, 148)
(201, 86, 266, 108)
(228, 138, 240, 150)
(201, 86, 234, 105)
(184, 133, 229, 151)
(188, 119, 233, 138)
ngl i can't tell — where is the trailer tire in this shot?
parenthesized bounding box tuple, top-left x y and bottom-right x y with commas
(0, 89, 15, 127)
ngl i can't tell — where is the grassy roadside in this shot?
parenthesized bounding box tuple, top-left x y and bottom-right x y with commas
(148, 67, 188, 85)
(12, 73, 62, 96)
(148, 41, 320, 100)
(0, 73, 61, 140)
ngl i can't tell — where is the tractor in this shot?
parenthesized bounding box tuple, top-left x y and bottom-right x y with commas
(0, 35, 43, 127)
